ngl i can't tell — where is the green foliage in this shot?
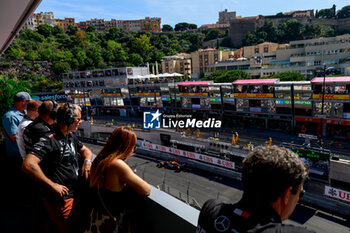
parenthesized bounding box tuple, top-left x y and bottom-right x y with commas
(86, 25, 96, 32)
(220, 37, 233, 48)
(25, 50, 40, 61)
(316, 4, 336, 19)
(337, 5, 350, 19)
(3, 24, 212, 83)
(67, 25, 79, 35)
(0, 76, 31, 124)
(243, 19, 338, 45)
(0, 62, 13, 68)
(175, 22, 198, 31)
(144, 22, 152, 31)
(52, 61, 71, 75)
(7, 48, 25, 60)
(162, 24, 173, 32)
(268, 72, 306, 81)
(129, 53, 143, 66)
(203, 70, 250, 83)
(52, 25, 64, 35)
(132, 34, 153, 61)
(37, 24, 53, 37)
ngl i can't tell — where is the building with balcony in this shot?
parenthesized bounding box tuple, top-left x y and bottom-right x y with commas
(54, 17, 76, 32)
(90, 18, 106, 33)
(161, 49, 234, 79)
(77, 20, 91, 31)
(192, 48, 234, 78)
(212, 35, 350, 79)
(161, 53, 192, 77)
(24, 12, 55, 30)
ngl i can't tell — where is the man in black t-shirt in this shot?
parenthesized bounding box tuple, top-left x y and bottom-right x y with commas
(196, 146, 315, 233)
(23, 100, 57, 158)
(22, 103, 93, 233)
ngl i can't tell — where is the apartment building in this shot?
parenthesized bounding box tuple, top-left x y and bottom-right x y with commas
(161, 53, 192, 77)
(90, 18, 106, 33)
(24, 12, 55, 30)
(54, 18, 75, 32)
(122, 17, 161, 32)
(192, 48, 234, 75)
(77, 21, 91, 31)
(161, 49, 234, 79)
(24, 12, 161, 33)
(212, 35, 350, 79)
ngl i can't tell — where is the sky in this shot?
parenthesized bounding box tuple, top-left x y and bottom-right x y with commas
(36, 0, 350, 27)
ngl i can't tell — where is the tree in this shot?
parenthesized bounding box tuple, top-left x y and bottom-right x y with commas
(202, 70, 227, 80)
(188, 33, 204, 52)
(132, 34, 153, 61)
(216, 70, 250, 83)
(25, 49, 40, 61)
(0, 76, 31, 124)
(316, 5, 336, 19)
(144, 22, 152, 32)
(52, 25, 64, 35)
(7, 48, 25, 60)
(243, 32, 257, 46)
(52, 61, 71, 75)
(67, 25, 79, 35)
(321, 26, 335, 37)
(104, 40, 127, 62)
(268, 72, 306, 81)
(258, 21, 278, 42)
(204, 29, 220, 41)
(278, 20, 304, 42)
(19, 29, 45, 43)
(337, 5, 350, 19)
(75, 31, 88, 47)
(175, 22, 197, 31)
(37, 24, 53, 37)
(188, 24, 197, 30)
(304, 23, 322, 39)
(129, 53, 143, 66)
(203, 70, 250, 82)
(162, 24, 173, 32)
(86, 25, 96, 32)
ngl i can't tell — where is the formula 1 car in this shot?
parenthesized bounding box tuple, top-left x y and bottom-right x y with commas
(156, 161, 185, 172)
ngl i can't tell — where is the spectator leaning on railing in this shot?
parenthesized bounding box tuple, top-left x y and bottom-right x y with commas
(22, 103, 93, 233)
(196, 145, 314, 233)
(85, 126, 151, 233)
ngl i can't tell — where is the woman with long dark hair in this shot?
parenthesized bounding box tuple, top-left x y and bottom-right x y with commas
(85, 126, 150, 233)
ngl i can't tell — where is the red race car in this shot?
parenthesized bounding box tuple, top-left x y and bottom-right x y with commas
(157, 161, 185, 172)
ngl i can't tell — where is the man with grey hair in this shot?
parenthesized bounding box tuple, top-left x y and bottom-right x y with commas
(196, 145, 314, 233)
(22, 103, 93, 233)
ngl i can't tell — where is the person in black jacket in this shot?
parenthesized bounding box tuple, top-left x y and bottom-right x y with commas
(196, 145, 314, 233)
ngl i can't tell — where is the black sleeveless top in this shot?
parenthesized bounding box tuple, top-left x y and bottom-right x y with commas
(91, 171, 145, 216)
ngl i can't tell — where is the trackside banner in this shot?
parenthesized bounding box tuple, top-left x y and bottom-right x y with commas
(324, 186, 350, 203)
(141, 142, 235, 170)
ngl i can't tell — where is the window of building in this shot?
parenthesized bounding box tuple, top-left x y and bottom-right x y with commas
(255, 48, 259, 53)
(264, 47, 268, 52)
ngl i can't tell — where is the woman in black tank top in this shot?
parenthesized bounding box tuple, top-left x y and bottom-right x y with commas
(85, 126, 151, 233)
